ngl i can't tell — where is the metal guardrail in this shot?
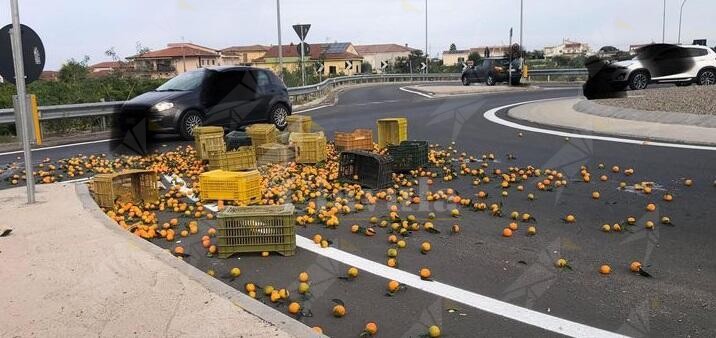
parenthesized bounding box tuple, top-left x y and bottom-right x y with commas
(0, 69, 586, 125)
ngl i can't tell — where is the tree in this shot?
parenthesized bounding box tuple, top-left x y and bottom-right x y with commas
(526, 49, 544, 59)
(467, 52, 482, 64)
(362, 61, 373, 74)
(135, 41, 150, 56)
(59, 56, 90, 82)
(568, 55, 587, 68)
(449, 43, 457, 52)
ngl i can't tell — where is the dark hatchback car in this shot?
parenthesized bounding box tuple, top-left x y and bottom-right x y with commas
(118, 66, 292, 140)
(461, 57, 522, 86)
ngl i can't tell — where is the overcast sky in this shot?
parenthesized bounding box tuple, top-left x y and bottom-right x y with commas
(3, 0, 716, 69)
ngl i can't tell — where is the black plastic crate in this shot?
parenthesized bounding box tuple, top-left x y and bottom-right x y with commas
(225, 131, 252, 150)
(387, 140, 429, 172)
(339, 150, 394, 189)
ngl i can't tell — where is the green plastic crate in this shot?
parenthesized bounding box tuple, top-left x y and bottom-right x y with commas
(215, 204, 296, 257)
(387, 140, 429, 172)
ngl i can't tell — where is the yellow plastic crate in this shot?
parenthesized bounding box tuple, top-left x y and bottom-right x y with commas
(194, 126, 225, 160)
(286, 115, 312, 133)
(291, 132, 327, 164)
(198, 169, 262, 205)
(207, 146, 257, 171)
(334, 129, 373, 152)
(377, 118, 407, 148)
(246, 124, 278, 146)
(216, 204, 296, 257)
(256, 143, 295, 166)
(91, 169, 159, 208)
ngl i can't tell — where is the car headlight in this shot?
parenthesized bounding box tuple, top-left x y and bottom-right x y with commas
(151, 101, 174, 112)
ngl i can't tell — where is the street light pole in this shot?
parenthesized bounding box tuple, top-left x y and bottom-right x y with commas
(678, 0, 687, 44)
(519, 0, 524, 68)
(662, 0, 666, 43)
(425, 0, 428, 74)
(9, 0, 35, 204)
(276, 0, 283, 79)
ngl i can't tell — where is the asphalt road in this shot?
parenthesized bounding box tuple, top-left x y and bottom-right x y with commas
(3, 83, 715, 337)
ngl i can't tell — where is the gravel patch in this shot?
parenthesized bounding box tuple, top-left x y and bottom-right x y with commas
(596, 85, 716, 115)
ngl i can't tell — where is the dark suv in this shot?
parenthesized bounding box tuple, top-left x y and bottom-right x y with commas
(119, 66, 292, 140)
(461, 58, 522, 86)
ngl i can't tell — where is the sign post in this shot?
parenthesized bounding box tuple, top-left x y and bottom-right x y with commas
(508, 27, 513, 86)
(292, 24, 310, 86)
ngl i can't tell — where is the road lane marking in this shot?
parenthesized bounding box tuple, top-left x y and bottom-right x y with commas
(293, 104, 331, 114)
(295, 235, 624, 338)
(399, 86, 434, 98)
(0, 138, 117, 157)
(484, 98, 716, 151)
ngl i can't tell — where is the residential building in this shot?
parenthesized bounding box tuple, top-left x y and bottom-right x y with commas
(126, 43, 221, 78)
(89, 61, 123, 73)
(39, 71, 59, 81)
(221, 45, 270, 65)
(354, 43, 414, 73)
(544, 39, 590, 58)
(253, 42, 363, 76)
(441, 45, 511, 65)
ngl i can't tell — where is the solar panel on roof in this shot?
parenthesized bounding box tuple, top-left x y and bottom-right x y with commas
(326, 42, 349, 54)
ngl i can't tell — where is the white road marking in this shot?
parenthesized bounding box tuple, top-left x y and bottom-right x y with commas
(399, 86, 434, 98)
(484, 98, 716, 151)
(59, 177, 91, 184)
(293, 104, 331, 114)
(0, 138, 117, 157)
(295, 235, 625, 338)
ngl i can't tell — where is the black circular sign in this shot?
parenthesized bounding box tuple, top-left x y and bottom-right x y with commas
(0, 24, 46, 85)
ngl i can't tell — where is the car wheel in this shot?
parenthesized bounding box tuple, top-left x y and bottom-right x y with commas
(628, 71, 649, 90)
(270, 104, 289, 131)
(178, 110, 203, 140)
(485, 74, 496, 86)
(461, 76, 470, 86)
(697, 69, 716, 86)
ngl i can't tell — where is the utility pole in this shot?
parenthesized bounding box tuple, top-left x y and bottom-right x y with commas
(425, 0, 428, 74)
(678, 0, 687, 44)
(9, 0, 35, 203)
(662, 0, 666, 43)
(276, 0, 283, 79)
(519, 0, 524, 68)
(181, 36, 186, 72)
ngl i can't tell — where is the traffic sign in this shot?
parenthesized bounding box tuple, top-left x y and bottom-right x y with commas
(0, 23, 45, 84)
(380, 60, 389, 69)
(345, 60, 353, 70)
(293, 24, 311, 41)
(461, 62, 468, 71)
(419, 62, 427, 71)
(296, 42, 310, 57)
(315, 62, 324, 73)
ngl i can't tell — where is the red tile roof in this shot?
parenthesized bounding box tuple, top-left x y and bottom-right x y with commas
(254, 43, 362, 62)
(128, 45, 218, 59)
(90, 61, 123, 69)
(354, 44, 414, 54)
(222, 45, 270, 53)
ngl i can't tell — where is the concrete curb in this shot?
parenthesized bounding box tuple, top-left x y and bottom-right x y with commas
(574, 99, 716, 128)
(74, 183, 325, 338)
(404, 84, 539, 98)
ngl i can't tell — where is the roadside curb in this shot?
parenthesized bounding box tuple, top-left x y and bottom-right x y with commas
(403, 84, 537, 98)
(574, 99, 716, 128)
(74, 183, 324, 338)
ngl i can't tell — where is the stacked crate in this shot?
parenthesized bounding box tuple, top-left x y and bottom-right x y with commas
(338, 150, 394, 189)
(334, 129, 373, 152)
(286, 115, 313, 133)
(198, 169, 262, 205)
(91, 169, 159, 208)
(215, 204, 296, 257)
(246, 124, 278, 146)
(194, 126, 225, 161)
(207, 146, 257, 171)
(291, 132, 327, 164)
(376, 118, 408, 148)
(256, 143, 295, 166)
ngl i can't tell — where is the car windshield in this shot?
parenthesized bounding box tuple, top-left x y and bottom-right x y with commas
(156, 70, 207, 91)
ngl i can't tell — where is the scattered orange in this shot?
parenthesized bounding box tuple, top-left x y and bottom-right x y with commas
(599, 264, 611, 275)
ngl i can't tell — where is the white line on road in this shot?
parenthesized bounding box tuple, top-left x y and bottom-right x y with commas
(293, 104, 331, 114)
(484, 98, 716, 151)
(295, 235, 625, 338)
(0, 138, 117, 157)
(399, 86, 434, 98)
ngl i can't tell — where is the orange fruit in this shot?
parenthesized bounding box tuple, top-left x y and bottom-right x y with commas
(298, 272, 309, 282)
(599, 264, 611, 275)
(387, 258, 397, 268)
(420, 241, 432, 253)
(208, 245, 217, 254)
(419, 267, 432, 279)
(508, 222, 518, 231)
(312, 326, 323, 334)
(332, 304, 346, 317)
(174, 246, 184, 255)
(364, 322, 378, 335)
(645, 203, 656, 212)
(630, 261, 642, 272)
(387, 280, 400, 293)
(347, 267, 359, 278)
(288, 302, 301, 314)
(313, 234, 322, 244)
(502, 228, 513, 237)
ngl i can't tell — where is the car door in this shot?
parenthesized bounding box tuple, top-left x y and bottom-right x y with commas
(476, 60, 490, 81)
(686, 48, 710, 78)
(247, 70, 275, 122)
(650, 47, 692, 80)
(205, 70, 261, 129)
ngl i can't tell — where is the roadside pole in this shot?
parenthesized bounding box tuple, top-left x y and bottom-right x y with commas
(508, 27, 513, 86)
(425, 0, 428, 74)
(519, 0, 524, 69)
(9, 0, 35, 203)
(276, 0, 283, 79)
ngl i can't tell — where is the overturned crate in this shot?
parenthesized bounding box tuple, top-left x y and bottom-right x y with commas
(198, 169, 262, 205)
(377, 118, 408, 148)
(387, 140, 429, 172)
(207, 146, 257, 171)
(291, 132, 327, 164)
(246, 124, 278, 146)
(256, 143, 295, 166)
(194, 126, 226, 161)
(339, 150, 394, 189)
(91, 169, 159, 208)
(225, 130, 252, 150)
(216, 204, 296, 258)
(286, 115, 313, 133)
(334, 129, 373, 152)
